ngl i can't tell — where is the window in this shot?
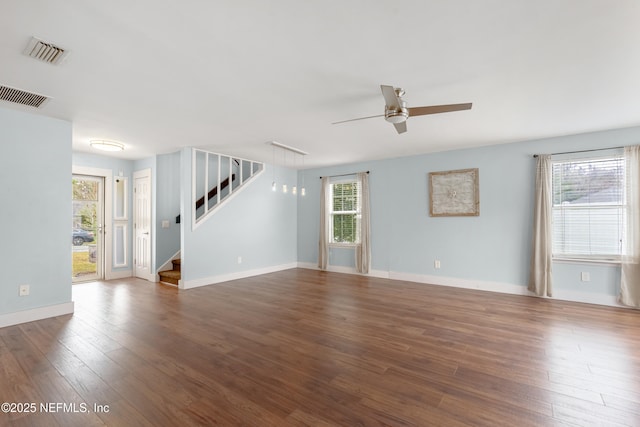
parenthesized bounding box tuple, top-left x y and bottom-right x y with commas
(552, 155, 624, 261)
(330, 180, 361, 244)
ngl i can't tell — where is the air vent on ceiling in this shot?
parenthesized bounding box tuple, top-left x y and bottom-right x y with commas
(23, 37, 68, 65)
(0, 85, 49, 108)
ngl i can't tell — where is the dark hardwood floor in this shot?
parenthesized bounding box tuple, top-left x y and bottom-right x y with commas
(1, 268, 639, 426)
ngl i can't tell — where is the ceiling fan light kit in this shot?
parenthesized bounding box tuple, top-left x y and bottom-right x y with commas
(385, 107, 409, 124)
(334, 84, 472, 134)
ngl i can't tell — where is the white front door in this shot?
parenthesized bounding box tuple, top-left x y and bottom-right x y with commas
(134, 169, 153, 281)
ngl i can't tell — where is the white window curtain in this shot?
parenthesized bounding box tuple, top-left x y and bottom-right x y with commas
(528, 154, 553, 297)
(318, 176, 330, 270)
(355, 172, 371, 274)
(620, 145, 640, 308)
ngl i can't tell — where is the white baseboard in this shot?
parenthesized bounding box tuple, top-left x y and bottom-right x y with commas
(0, 302, 74, 329)
(388, 271, 529, 296)
(297, 263, 627, 309)
(106, 269, 133, 280)
(552, 289, 622, 308)
(135, 272, 156, 283)
(390, 272, 625, 307)
(297, 262, 389, 279)
(180, 262, 298, 290)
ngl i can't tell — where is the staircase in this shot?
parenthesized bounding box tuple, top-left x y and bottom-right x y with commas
(159, 259, 181, 286)
(176, 150, 264, 224)
(160, 149, 264, 288)
(175, 174, 235, 224)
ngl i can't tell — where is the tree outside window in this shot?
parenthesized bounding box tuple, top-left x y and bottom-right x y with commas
(330, 181, 361, 244)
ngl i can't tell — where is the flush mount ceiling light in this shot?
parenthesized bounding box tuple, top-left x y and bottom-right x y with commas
(90, 140, 124, 152)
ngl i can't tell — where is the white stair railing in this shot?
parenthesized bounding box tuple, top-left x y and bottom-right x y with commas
(192, 149, 264, 227)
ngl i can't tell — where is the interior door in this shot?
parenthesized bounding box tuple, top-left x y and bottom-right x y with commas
(72, 174, 104, 282)
(134, 169, 152, 281)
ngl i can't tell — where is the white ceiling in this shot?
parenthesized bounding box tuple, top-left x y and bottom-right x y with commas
(2, 1, 640, 168)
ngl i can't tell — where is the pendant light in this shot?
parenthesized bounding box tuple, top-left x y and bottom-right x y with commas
(300, 153, 306, 196)
(271, 143, 277, 191)
(282, 148, 287, 193)
(268, 141, 308, 196)
(292, 151, 297, 195)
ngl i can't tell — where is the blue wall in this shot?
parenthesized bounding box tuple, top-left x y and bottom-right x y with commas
(0, 107, 72, 315)
(298, 126, 640, 305)
(181, 148, 297, 285)
(156, 151, 181, 267)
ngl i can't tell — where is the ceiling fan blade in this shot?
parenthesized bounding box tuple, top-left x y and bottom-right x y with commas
(408, 103, 472, 117)
(393, 122, 407, 134)
(332, 114, 384, 125)
(380, 85, 400, 109)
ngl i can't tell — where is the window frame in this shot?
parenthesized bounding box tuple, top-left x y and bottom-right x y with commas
(550, 152, 625, 263)
(328, 178, 361, 247)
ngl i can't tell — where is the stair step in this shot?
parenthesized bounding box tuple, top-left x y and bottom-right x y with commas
(159, 269, 181, 285)
(172, 258, 181, 271)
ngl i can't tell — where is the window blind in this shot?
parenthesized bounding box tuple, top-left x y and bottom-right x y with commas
(552, 156, 624, 260)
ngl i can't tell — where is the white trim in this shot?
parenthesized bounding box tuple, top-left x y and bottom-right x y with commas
(191, 149, 265, 231)
(72, 165, 113, 280)
(551, 289, 622, 308)
(180, 262, 297, 290)
(297, 264, 628, 309)
(328, 243, 360, 248)
(113, 223, 128, 268)
(191, 166, 265, 231)
(388, 271, 528, 295)
(108, 269, 133, 280)
(0, 302, 74, 328)
(297, 262, 389, 279)
(113, 176, 128, 221)
(553, 257, 621, 266)
(328, 179, 361, 245)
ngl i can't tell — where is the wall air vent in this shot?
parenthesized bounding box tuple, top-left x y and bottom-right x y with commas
(0, 85, 49, 108)
(24, 37, 68, 65)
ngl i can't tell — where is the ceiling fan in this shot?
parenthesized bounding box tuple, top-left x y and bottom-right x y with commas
(333, 85, 472, 134)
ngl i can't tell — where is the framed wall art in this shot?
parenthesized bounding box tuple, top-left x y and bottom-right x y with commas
(429, 168, 479, 217)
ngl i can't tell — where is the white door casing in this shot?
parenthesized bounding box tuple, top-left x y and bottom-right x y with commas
(71, 174, 104, 282)
(134, 169, 153, 281)
(72, 165, 113, 280)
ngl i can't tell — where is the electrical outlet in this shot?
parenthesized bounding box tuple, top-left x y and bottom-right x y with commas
(434, 260, 441, 269)
(237, 256, 242, 264)
(581, 272, 590, 282)
(19, 284, 30, 296)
